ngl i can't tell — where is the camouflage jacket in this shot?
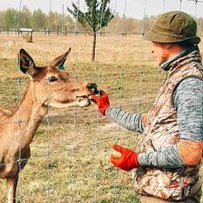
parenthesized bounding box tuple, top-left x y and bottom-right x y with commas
(133, 48, 203, 201)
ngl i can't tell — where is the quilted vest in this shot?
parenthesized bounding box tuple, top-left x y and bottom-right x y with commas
(133, 48, 203, 201)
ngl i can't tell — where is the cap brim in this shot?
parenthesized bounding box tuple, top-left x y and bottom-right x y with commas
(143, 31, 201, 45)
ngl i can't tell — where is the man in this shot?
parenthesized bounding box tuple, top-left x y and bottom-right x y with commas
(92, 11, 203, 202)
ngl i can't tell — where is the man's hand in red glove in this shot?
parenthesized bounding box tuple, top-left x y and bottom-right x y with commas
(110, 144, 139, 171)
(91, 91, 110, 115)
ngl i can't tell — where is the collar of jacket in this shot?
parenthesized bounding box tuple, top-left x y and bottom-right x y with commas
(160, 45, 198, 71)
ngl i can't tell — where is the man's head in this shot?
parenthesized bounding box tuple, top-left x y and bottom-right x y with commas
(144, 11, 200, 45)
(144, 11, 201, 65)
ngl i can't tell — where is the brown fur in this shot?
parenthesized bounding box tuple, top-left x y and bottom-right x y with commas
(0, 48, 94, 203)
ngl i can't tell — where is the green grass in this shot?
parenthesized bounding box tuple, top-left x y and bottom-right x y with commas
(0, 33, 202, 202)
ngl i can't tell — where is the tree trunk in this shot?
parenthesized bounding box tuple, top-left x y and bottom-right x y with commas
(91, 31, 97, 61)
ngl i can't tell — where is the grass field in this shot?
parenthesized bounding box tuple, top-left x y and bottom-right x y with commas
(0, 32, 202, 203)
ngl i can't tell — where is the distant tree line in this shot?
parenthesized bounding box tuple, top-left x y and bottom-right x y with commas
(0, 6, 202, 35)
(0, 6, 75, 32)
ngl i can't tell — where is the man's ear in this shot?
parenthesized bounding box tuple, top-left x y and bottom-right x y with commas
(19, 49, 39, 77)
(49, 47, 71, 70)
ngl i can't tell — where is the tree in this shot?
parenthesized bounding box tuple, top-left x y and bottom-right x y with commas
(3, 8, 18, 29)
(19, 6, 32, 28)
(32, 9, 46, 30)
(46, 11, 61, 32)
(64, 15, 75, 33)
(67, 0, 114, 61)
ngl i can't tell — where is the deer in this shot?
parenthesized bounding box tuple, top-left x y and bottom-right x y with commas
(0, 48, 97, 203)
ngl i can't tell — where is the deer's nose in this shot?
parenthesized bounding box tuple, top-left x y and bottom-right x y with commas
(87, 83, 98, 94)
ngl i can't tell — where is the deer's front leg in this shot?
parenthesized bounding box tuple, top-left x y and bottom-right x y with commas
(6, 176, 19, 203)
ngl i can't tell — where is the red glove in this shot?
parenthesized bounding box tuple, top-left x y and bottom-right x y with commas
(91, 91, 110, 115)
(110, 144, 139, 171)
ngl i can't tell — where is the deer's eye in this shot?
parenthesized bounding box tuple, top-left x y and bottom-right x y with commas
(48, 76, 58, 82)
(71, 88, 80, 92)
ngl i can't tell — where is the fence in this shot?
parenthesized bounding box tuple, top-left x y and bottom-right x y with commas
(0, 0, 202, 202)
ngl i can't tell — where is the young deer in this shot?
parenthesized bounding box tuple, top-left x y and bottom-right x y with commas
(0, 48, 96, 203)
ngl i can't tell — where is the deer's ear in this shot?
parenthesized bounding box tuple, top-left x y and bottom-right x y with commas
(19, 49, 39, 77)
(49, 47, 71, 70)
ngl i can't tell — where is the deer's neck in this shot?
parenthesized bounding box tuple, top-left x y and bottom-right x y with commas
(11, 83, 47, 147)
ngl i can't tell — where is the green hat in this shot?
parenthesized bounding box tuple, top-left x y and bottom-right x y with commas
(144, 11, 201, 44)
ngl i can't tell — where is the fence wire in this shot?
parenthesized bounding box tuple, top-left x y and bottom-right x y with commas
(0, 0, 202, 202)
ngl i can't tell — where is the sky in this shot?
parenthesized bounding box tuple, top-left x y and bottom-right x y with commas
(0, 0, 203, 19)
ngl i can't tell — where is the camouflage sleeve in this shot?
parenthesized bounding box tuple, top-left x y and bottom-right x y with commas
(106, 107, 143, 133)
(138, 77, 203, 168)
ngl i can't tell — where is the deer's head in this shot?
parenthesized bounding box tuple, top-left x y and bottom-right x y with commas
(19, 48, 96, 108)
